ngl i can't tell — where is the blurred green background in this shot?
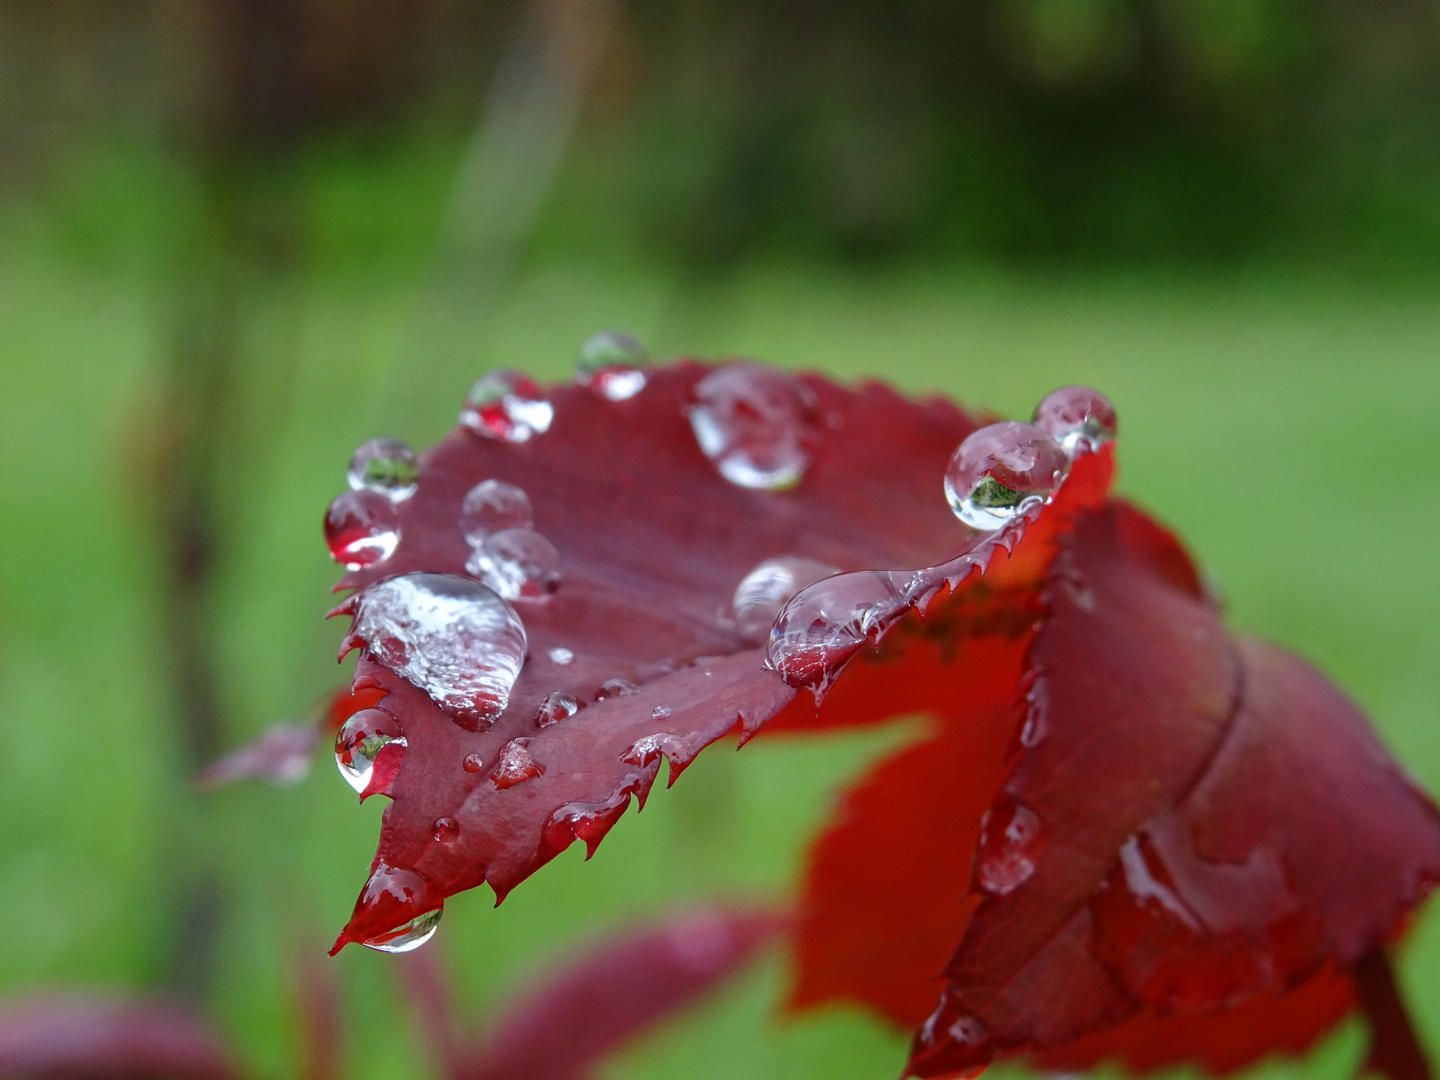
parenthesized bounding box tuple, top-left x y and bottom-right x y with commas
(1, 2, 1438, 1078)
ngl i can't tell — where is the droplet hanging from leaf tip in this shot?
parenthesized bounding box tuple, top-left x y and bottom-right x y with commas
(944, 421, 1070, 531)
(364, 907, 442, 953)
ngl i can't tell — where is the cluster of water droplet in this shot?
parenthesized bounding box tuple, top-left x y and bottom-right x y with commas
(324, 436, 421, 570)
(340, 572, 527, 730)
(945, 386, 1116, 532)
(456, 479, 563, 602)
(460, 370, 554, 443)
(689, 363, 815, 490)
(575, 330, 650, 401)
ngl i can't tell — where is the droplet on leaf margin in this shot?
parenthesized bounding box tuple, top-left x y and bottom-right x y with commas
(975, 799, 1044, 896)
(1033, 385, 1117, 455)
(688, 362, 814, 490)
(338, 573, 527, 731)
(549, 647, 575, 665)
(459, 479, 533, 545)
(334, 707, 406, 794)
(460, 370, 554, 443)
(492, 738, 545, 789)
(766, 570, 909, 695)
(347, 436, 420, 501)
(365, 907, 443, 953)
(324, 489, 399, 570)
(944, 421, 1070, 531)
(575, 330, 651, 401)
(536, 690, 580, 727)
(731, 556, 840, 641)
(464, 527, 563, 602)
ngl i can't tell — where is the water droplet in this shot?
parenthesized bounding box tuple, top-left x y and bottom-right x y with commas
(731, 556, 839, 641)
(324, 490, 399, 570)
(536, 690, 580, 726)
(464, 527, 562, 602)
(976, 799, 1044, 896)
(689, 363, 814, 490)
(344, 573, 527, 729)
(1020, 676, 1049, 748)
(492, 738, 544, 789)
(432, 817, 459, 843)
(914, 990, 990, 1059)
(462, 752, 485, 773)
(944, 421, 1070, 531)
(766, 570, 908, 692)
(334, 707, 406, 793)
(1033, 385, 1117, 455)
(599, 678, 639, 698)
(548, 647, 575, 666)
(347, 437, 420, 501)
(576, 330, 650, 400)
(651, 705, 672, 720)
(460, 480, 533, 545)
(364, 907, 443, 953)
(460, 370, 554, 443)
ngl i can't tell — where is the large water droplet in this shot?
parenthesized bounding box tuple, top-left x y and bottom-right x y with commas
(731, 556, 839, 641)
(324, 490, 399, 570)
(464, 527, 563, 602)
(944, 421, 1070, 531)
(576, 330, 650, 401)
(492, 738, 544, 789)
(334, 707, 406, 794)
(460, 480, 533, 545)
(345, 573, 527, 729)
(365, 907, 443, 953)
(347, 437, 420, 501)
(536, 690, 580, 727)
(689, 363, 814, 490)
(766, 570, 908, 691)
(1033, 385, 1117, 455)
(975, 799, 1044, 896)
(460, 370, 554, 443)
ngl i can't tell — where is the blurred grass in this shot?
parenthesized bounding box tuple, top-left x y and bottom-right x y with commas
(0, 161, 1438, 1080)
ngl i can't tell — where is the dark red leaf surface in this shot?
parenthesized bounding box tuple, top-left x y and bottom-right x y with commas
(789, 499, 1440, 1078)
(325, 363, 1109, 950)
(0, 994, 239, 1079)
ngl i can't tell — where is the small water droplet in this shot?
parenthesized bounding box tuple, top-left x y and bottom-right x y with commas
(576, 330, 650, 400)
(462, 752, 485, 773)
(1033, 385, 1117, 455)
(914, 990, 990, 1058)
(766, 570, 908, 692)
(548, 647, 574, 666)
(464, 527, 562, 602)
(689, 363, 814, 490)
(492, 738, 544, 789)
(1020, 676, 1049, 748)
(976, 799, 1044, 896)
(944, 421, 1070, 531)
(347, 437, 420, 501)
(651, 705, 673, 720)
(334, 707, 406, 793)
(460, 370, 554, 443)
(345, 573, 527, 729)
(536, 690, 580, 726)
(364, 907, 443, 953)
(731, 556, 839, 641)
(460, 480, 533, 545)
(599, 678, 639, 698)
(432, 817, 459, 843)
(325, 490, 399, 570)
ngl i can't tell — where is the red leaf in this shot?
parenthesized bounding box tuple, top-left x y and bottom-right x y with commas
(0, 993, 239, 1079)
(790, 498, 1440, 1077)
(324, 364, 1112, 950)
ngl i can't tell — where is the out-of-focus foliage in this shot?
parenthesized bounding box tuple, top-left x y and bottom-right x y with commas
(5, 0, 1440, 266)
